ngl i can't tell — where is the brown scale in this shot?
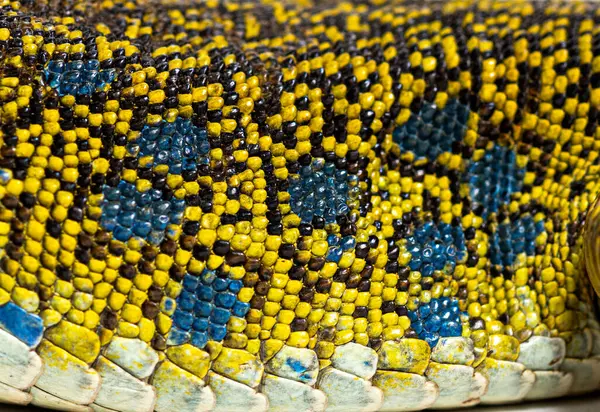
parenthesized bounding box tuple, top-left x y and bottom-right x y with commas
(160, 239, 178, 256)
(119, 264, 137, 280)
(147, 285, 163, 302)
(151, 334, 166, 351)
(369, 337, 382, 351)
(138, 259, 155, 275)
(244, 257, 261, 272)
(225, 250, 246, 266)
(242, 272, 259, 288)
(179, 235, 196, 250)
(290, 318, 308, 332)
(169, 265, 186, 282)
(317, 326, 335, 342)
(249, 295, 265, 311)
(298, 286, 315, 303)
(141, 245, 158, 260)
(100, 307, 118, 330)
(332, 267, 350, 283)
(38, 286, 54, 302)
(307, 256, 325, 271)
(108, 239, 125, 256)
(141, 300, 160, 320)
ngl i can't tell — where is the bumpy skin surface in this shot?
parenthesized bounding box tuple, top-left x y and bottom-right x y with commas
(1, 0, 600, 411)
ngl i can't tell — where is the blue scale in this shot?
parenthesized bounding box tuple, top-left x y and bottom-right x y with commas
(490, 216, 546, 268)
(194, 301, 213, 318)
(232, 301, 250, 317)
(129, 118, 210, 173)
(190, 331, 209, 348)
(99, 179, 189, 244)
(208, 323, 227, 341)
(192, 317, 209, 332)
(288, 158, 354, 224)
(405, 222, 467, 276)
(166, 326, 190, 346)
(467, 144, 526, 217)
(215, 292, 237, 309)
(44, 59, 115, 96)
(171, 270, 251, 349)
(210, 307, 231, 325)
(393, 98, 470, 160)
(173, 310, 194, 331)
(0, 303, 44, 347)
(409, 297, 465, 347)
(177, 291, 196, 311)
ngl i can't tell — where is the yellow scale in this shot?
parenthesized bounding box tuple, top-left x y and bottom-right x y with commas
(585, 194, 600, 297)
